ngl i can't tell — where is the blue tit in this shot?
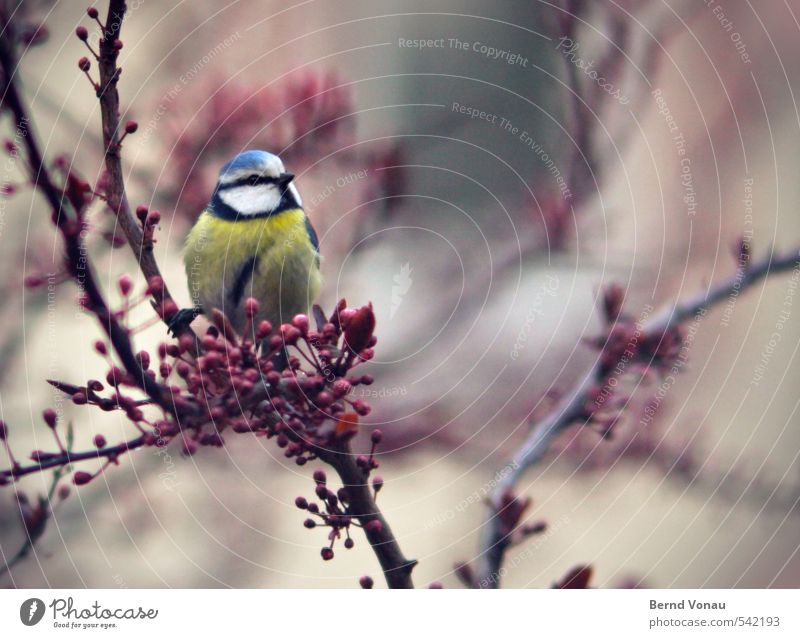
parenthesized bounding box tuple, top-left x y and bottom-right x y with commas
(176, 150, 322, 339)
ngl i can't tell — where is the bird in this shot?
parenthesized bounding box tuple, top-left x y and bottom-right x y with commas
(173, 150, 322, 348)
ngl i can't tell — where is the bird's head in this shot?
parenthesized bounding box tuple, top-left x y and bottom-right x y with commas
(213, 150, 302, 217)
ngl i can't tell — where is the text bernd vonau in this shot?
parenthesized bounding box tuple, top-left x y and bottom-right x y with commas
(651, 599, 726, 610)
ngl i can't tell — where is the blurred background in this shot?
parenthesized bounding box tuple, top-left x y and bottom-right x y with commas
(1, 0, 799, 588)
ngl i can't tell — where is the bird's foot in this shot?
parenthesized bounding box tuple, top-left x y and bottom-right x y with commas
(167, 307, 202, 337)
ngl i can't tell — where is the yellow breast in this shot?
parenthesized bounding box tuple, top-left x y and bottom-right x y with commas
(184, 208, 321, 330)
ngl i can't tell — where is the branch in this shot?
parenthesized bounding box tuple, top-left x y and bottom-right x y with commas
(475, 247, 800, 587)
(0, 436, 145, 482)
(94, 0, 188, 336)
(1, 4, 415, 588)
(0, 19, 173, 412)
(320, 443, 417, 589)
(0, 431, 72, 579)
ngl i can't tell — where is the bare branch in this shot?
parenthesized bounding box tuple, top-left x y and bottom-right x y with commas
(475, 247, 800, 587)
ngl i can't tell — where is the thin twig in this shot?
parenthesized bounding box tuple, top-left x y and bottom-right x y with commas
(0, 11, 191, 417)
(475, 248, 800, 587)
(320, 443, 417, 589)
(0, 427, 73, 579)
(95, 0, 187, 337)
(0, 436, 146, 482)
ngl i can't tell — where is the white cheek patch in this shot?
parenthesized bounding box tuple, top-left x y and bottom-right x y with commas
(220, 185, 282, 215)
(288, 182, 302, 207)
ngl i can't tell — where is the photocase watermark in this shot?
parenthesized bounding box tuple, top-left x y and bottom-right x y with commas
(703, 0, 752, 65)
(423, 461, 520, 530)
(151, 423, 179, 491)
(84, 0, 146, 52)
(652, 88, 697, 217)
(477, 514, 570, 588)
(398, 36, 529, 67)
(20, 598, 45, 626)
(390, 262, 413, 319)
(305, 168, 369, 212)
(720, 177, 755, 328)
(510, 274, 559, 360)
(639, 307, 706, 428)
(592, 303, 655, 412)
(0, 117, 29, 240)
(451, 102, 573, 200)
(112, 573, 128, 589)
(350, 384, 407, 399)
(45, 272, 66, 428)
(555, 36, 631, 105)
(20, 597, 158, 629)
(139, 30, 243, 144)
(751, 256, 800, 386)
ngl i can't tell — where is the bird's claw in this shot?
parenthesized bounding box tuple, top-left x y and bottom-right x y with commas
(167, 307, 202, 337)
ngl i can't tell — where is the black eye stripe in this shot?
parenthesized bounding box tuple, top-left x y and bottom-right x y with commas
(218, 175, 278, 190)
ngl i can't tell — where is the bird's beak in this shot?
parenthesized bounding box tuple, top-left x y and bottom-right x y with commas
(277, 172, 295, 188)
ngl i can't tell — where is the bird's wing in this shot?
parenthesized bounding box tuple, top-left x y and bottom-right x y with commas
(304, 215, 320, 265)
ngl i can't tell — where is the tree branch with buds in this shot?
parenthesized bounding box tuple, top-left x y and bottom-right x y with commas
(0, 1, 415, 588)
(473, 246, 800, 588)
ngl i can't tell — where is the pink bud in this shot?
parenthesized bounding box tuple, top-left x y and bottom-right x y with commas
(353, 400, 371, 416)
(280, 324, 301, 346)
(42, 408, 57, 429)
(332, 379, 351, 398)
(118, 274, 133, 296)
(24, 275, 45, 288)
(73, 471, 93, 486)
(244, 297, 259, 319)
(292, 314, 309, 335)
(256, 320, 272, 339)
(315, 391, 333, 407)
(181, 436, 198, 456)
(343, 304, 376, 354)
(359, 575, 374, 589)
